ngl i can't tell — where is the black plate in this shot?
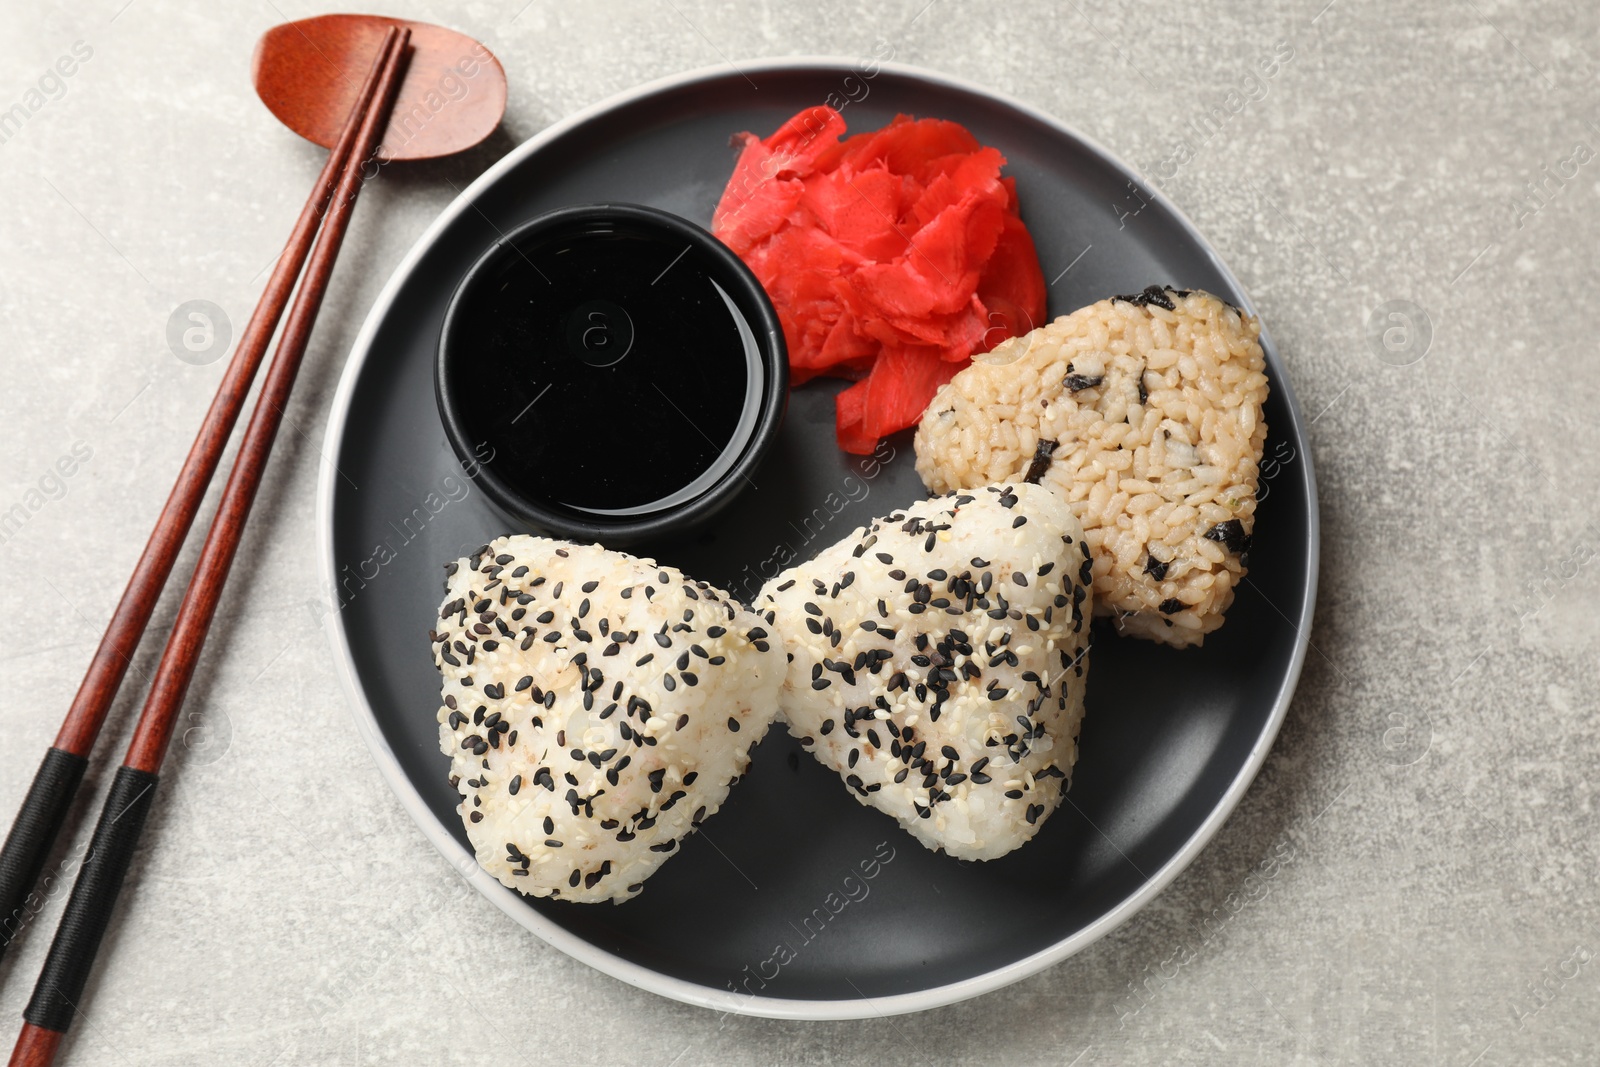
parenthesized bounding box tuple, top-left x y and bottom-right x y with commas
(318, 59, 1317, 1018)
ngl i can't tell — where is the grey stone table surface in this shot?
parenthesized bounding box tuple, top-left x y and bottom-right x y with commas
(2, 0, 1597, 1063)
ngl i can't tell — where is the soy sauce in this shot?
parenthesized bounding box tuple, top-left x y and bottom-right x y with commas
(446, 220, 762, 517)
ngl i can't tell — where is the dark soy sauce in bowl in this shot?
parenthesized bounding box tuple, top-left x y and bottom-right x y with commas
(438, 205, 786, 543)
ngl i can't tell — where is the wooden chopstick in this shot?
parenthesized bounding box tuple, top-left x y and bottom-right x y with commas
(6, 26, 412, 1067)
(0, 23, 400, 975)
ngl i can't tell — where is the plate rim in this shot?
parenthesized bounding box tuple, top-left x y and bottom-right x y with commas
(316, 54, 1320, 1021)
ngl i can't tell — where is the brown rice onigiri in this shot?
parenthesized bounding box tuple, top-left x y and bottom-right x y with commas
(914, 286, 1269, 647)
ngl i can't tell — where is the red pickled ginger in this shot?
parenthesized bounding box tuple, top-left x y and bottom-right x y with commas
(713, 108, 1046, 453)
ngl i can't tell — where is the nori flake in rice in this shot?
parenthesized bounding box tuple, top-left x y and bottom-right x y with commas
(1203, 519, 1252, 555)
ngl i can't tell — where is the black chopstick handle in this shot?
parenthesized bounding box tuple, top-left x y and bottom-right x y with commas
(21, 766, 158, 1035)
(0, 749, 89, 968)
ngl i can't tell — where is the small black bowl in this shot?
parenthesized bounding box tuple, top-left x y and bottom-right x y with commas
(436, 203, 787, 546)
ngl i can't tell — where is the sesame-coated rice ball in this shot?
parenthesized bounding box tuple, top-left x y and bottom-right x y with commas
(433, 536, 785, 903)
(757, 484, 1093, 861)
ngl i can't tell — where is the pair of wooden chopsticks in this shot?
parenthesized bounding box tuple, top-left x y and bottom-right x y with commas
(0, 26, 411, 1067)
